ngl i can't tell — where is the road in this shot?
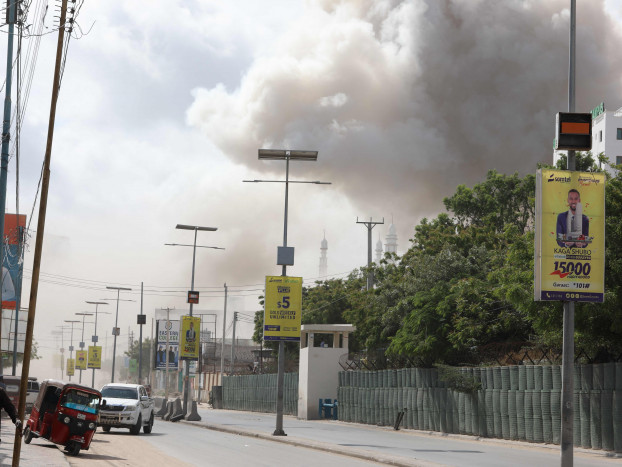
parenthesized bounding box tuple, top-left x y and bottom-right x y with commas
(62, 421, 383, 467)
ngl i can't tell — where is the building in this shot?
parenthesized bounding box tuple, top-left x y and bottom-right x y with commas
(554, 102, 622, 168)
(319, 233, 328, 277)
(375, 235, 383, 263)
(385, 222, 398, 256)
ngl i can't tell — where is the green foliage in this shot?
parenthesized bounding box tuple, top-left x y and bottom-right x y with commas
(253, 165, 622, 365)
(436, 365, 482, 393)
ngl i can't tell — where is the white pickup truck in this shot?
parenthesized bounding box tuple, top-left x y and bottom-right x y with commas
(98, 383, 155, 435)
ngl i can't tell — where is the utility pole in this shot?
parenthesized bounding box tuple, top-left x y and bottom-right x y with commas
(220, 283, 227, 379)
(13, 1, 69, 461)
(0, 0, 19, 376)
(356, 217, 384, 290)
(138, 282, 144, 383)
(64, 320, 79, 382)
(107, 286, 132, 383)
(75, 312, 93, 385)
(561, 2, 576, 467)
(229, 312, 237, 375)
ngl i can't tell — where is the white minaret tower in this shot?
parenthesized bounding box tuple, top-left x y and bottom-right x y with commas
(375, 234, 383, 263)
(319, 232, 328, 277)
(385, 219, 398, 255)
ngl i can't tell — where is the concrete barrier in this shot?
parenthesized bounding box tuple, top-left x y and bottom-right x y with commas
(186, 401, 201, 421)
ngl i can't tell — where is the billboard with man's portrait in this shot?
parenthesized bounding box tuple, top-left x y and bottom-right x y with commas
(534, 169, 605, 302)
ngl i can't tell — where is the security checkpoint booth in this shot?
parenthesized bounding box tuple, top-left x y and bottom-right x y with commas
(297, 324, 355, 420)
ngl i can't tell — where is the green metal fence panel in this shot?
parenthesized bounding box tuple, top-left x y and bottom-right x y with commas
(524, 389, 534, 442)
(573, 391, 581, 447)
(551, 389, 561, 445)
(493, 389, 502, 438)
(603, 363, 615, 391)
(509, 366, 519, 391)
(500, 390, 510, 439)
(590, 390, 602, 450)
(541, 390, 552, 444)
(613, 391, 622, 453)
(580, 391, 591, 448)
(581, 365, 593, 391)
(501, 367, 510, 391)
(601, 390, 614, 451)
(516, 390, 525, 441)
(552, 366, 562, 390)
(593, 364, 604, 391)
(526, 366, 535, 391)
(518, 365, 527, 391)
(532, 390, 543, 443)
(533, 365, 543, 391)
(508, 390, 518, 440)
(542, 366, 553, 390)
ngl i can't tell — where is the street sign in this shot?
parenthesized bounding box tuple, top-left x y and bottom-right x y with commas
(263, 276, 302, 342)
(187, 291, 199, 304)
(112, 327, 120, 336)
(67, 358, 75, 376)
(555, 112, 592, 151)
(137, 314, 146, 325)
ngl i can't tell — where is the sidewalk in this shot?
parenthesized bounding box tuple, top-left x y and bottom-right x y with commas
(181, 404, 622, 467)
(0, 420, 69, 467)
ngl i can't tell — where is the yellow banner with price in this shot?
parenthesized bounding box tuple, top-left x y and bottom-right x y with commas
(87, 345, 102, 369)
(67, 358, 75, 376)
(263, 276, 302, 342)
(534, 169, 605, 302)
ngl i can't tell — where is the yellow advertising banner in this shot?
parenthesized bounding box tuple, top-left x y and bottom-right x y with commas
(75, 350, 87, 370)
(534, 169, 605, 302)
(180, 315, 200, 360)
(87, 345, 102, 369)
(263, 276, 302, 341)
(67, 358, 75, 376)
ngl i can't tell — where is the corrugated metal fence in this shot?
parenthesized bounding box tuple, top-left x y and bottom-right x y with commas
(222, 372, 299, 415)
(220, 364, 622, 452)
(337, 364, 622, 452)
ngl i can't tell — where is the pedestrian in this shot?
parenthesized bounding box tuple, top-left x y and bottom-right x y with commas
(0, 385, 22, 442)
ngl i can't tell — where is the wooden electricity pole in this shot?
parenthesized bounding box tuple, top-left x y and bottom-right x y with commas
(13, 0, 69, 463)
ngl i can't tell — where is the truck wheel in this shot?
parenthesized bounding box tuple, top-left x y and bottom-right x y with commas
(23, 426, 33, 444)
(102, 426, 111, 433)
(143, 413, 154, 434)
(130, 415, 142, 435)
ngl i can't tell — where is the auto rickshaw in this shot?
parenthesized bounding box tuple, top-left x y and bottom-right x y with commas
(23, 379, 102, 456)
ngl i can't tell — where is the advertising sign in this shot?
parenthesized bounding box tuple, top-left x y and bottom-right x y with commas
(187, 291, 199, 304)
(75, 350, 87, 370)
(67, 358, 75, 376)
(154, 319, 179, 369)
(263, 276, 302, 341)
(87, 345, 102, 369)
(180, 315, 200, 360)
(534, 169, 605, 302)
(2, 214, 26, 310)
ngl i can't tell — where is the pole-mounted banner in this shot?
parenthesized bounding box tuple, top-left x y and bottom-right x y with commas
(534, 168, 605, 302)
(263, 276, 302, 341)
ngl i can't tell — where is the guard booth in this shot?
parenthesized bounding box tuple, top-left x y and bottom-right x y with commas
(297, 324, 355, 420)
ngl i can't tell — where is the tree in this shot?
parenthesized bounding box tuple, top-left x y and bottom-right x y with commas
(124, 337, 153, 382)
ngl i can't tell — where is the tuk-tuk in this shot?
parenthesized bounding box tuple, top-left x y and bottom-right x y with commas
(23, 379, 102, 456)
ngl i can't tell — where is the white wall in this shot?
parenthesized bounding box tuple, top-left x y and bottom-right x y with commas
(297, 346, 345, 420)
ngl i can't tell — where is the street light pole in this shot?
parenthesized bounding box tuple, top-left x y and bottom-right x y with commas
(245, 149, 329, 437)
(86, 301, 109, 388)
(106, 286, 132, 383)
(64, 320, 79, 381)
(172, 224, 220, 417)
(75, 312, 92, 384)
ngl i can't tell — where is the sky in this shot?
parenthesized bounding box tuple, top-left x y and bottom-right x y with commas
(1, 0, 622, 385)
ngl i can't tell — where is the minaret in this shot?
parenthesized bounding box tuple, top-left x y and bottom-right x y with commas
(385, 220, 398, 255)
(375, 234, 383, 263)
(319, 232, 328, 277)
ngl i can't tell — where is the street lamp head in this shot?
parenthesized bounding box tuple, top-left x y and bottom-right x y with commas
(64, 320, 80, 324)
(176, 224, 218, 232)
(75, 312, 93, 316)
(258, 149, 318, 161)
(86, 301, 108, 305)
(106, 286, 132, 291)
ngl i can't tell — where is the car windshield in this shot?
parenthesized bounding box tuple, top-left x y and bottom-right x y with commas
(101, 387, 138, 400)
(60, 389, 100, 414)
